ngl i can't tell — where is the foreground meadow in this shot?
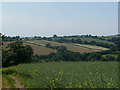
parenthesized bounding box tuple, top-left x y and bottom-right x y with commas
(2, 61, 119, 88)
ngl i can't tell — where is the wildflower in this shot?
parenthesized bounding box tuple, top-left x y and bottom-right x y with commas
(55, 78, 59, 81)
(66, 86, 69, 88)
(107, 83, 112, 86)
(58, 72, 63, 75)
(84, 81, 88, 86)
(69, 85, 72, 88)
(90, 72, 92, 75)
(50, 80, 55, 83)
(54, 86, 58, 88)
(76, 84, 79, 87)
(79, 85, 82, 88)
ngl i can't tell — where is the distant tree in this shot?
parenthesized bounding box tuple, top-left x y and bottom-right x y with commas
(71, 39, 75, 43)
(47, 38, 52, 41)
(45, 43, 51, 47)
(57, 46, 67, 53)
(43, 37, 47, 40)
(87, 53, 101, 61)
(53, 34, 57, 38)
(90, 41, 96, 45)
(101, 55, 116, 61)
(117, 54, 120, 61)
(83, 41, 89, 44)
(88, 34, 92, 37)
(75, 38, 82, 44)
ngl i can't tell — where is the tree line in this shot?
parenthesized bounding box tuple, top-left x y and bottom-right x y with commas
(34, 46, 119, 62)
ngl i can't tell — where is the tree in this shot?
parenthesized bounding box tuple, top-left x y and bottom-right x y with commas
(75, 38, 82, 44)
(90, 41, 96, 45)
(117, 54, 120, 61)
(53, 34, 57, 38)
(71, 39, 75, 43)
(87, 53, 101, 61)
(57, 46, 67, 53)
(2, 41, 33, 67)
(45, 43, 51, 47)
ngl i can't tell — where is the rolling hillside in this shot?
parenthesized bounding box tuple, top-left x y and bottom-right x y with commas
(1, 41, 56, 55)
(1, 39, 110, 56)
(26, 40, 109, 54)
(52, 37, 116, 46)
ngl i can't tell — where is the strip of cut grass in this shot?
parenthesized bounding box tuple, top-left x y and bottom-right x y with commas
(71, 43, 109, 51)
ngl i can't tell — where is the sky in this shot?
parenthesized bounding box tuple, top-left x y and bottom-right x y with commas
(1, 2, 118, 37)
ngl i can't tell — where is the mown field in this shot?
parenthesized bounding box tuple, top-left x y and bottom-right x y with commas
(26, 40, 108, 54)
(24, 42, 56, 55)
(70, 43, 109, 51)
(2, 61, 119, 88)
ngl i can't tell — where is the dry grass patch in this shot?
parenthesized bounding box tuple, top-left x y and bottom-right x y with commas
(24, 42, 56, 55)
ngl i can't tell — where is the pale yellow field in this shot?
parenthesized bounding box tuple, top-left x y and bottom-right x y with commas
(71, 43, 109, 51)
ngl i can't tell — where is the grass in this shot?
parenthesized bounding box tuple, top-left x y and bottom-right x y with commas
(2, 74, 15, 88)
(2, 61, 119, 88)
(0, 74, 1, 89)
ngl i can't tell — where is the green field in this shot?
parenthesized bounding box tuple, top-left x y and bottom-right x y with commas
(2, 61, 119, 88)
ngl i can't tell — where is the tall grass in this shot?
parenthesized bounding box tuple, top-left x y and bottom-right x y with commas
(2, 61, 119, 88)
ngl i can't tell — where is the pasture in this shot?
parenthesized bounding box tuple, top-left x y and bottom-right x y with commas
(2, 61, 119, 88)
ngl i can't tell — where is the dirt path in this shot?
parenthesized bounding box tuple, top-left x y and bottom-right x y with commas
(9, 75, 23, 88)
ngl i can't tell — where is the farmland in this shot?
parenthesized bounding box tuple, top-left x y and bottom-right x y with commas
(1, 40, 109, 55)
(52, 37, 116, 46)
(2, 61, 119, 88)
(24, 42, 56, 55)
(25, 40, 109, 54)
(70, 43, 109, 51)
(1, 41, 57, 55)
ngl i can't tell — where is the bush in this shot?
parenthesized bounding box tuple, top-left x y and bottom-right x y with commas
(2, 41, 33, 67)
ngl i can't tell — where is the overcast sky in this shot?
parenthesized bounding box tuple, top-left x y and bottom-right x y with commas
(1, 2, 118, 37)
